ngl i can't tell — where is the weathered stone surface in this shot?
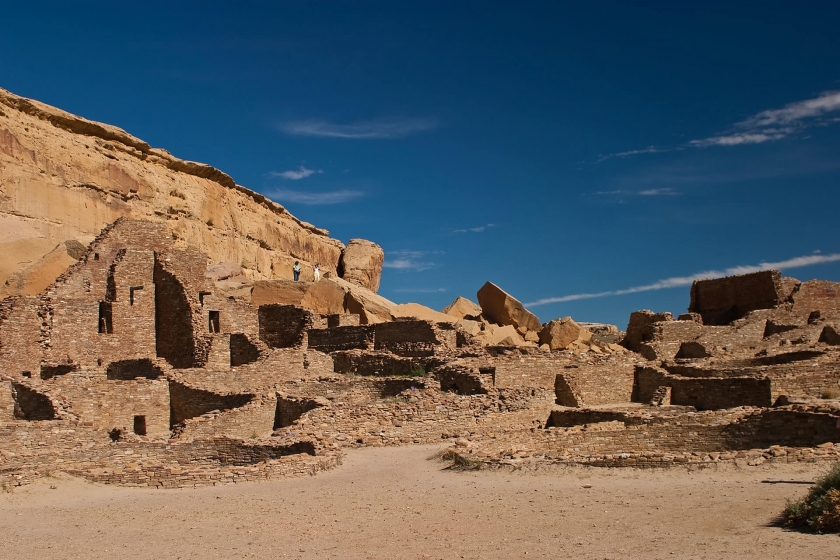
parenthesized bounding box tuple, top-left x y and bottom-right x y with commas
(391, 303, 455, 324)
(442, 296, 482, 320)
(331, 277, 395, 324)
(476, 282, 541, 332)
(538, 317, 592, 350)
(339, 239, 384, 293)
(251, 280, 311, 308)
(689, 270, 786, 325)
(0, 86, 345, 297)
(622, 310, 674, 352)
(205, 263, 244, 282)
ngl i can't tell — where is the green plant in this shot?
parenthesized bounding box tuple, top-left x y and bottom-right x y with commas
(407, 365, 427, 378)
(783, 462, 840, 533)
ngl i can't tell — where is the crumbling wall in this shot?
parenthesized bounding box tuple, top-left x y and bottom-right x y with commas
(632, 366, 773, 409)
(168, 380, 253, 426)
(308, 325, 374, 353)
(374, 319, 456, 357)
(258, 304, 314, 348)
(791, 280, 840, 316)
(689, 270, 785, 325)
(0, 296, 42, 377)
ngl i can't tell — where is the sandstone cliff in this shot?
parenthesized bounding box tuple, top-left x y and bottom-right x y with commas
(0, 86, 375, 297)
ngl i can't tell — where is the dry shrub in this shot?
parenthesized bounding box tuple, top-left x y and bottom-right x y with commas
(439, 449, 483, 471)
(783, 462, 840, 533)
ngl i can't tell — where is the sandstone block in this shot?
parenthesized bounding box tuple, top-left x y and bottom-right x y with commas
(538, 317, 592, 351)
(476, 282, 541, 332)
(442, 296, 482, 320)
(339, 239, 384, 293)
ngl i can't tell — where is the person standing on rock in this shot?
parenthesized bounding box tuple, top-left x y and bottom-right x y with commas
(293, 261, 301, 282)
(314, 263, 320, 282)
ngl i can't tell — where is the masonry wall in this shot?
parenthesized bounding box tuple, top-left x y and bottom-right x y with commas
(43, 375, 170, 436)
(792, 280, 840, 316)
(0, 296, 42, 377)
(179, 395, 277, 440)
(308, 325, 373, 353)
(633, 367, 773, 409)
(689, 270, 784, 325)
(258, 304, 314, 348)
(169, 380, 253, 425)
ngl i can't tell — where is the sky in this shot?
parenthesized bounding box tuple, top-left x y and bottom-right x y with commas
(1, 1, 839, 326)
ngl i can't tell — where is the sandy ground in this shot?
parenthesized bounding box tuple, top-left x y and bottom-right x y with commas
(1, 445, 838, 559)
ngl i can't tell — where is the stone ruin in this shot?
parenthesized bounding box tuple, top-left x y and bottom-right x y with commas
(1, 219, 839, 488)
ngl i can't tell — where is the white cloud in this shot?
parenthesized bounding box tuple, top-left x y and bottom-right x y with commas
(383, 250, 441, 271)
(267, 189, 364, 205)
(593, 188, 678, 196)
(281, 117, 438, 139)
(599, 90, 840, 159)
(453, 223, 496, 233)
(269, 166, 322, 180)
(525, 252, 840, 307)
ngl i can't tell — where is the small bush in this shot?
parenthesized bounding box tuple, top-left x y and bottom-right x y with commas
(820, 388, 839, 399)
(783, 462, 840, 533)
(393, 365, 427, 378)
(440, 450, 483, 471)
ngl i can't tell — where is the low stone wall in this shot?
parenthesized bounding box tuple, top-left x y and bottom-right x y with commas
(308, 325, 373, 353)
(633, 367, 773, 409)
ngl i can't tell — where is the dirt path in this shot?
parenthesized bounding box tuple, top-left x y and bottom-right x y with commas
(0, 445, 838, 559)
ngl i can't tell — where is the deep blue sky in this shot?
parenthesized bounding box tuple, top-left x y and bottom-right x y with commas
(2, 1, 839, 326)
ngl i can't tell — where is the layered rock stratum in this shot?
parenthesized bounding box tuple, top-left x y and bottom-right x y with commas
(0, 86, 382, 297)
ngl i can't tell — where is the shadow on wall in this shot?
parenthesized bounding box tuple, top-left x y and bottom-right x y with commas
(11, 383, 57, 420)
(154, 259, 197, 368)
(106, 359, 164, 380)
(230, 333, 261, 366)
(168, 380, 253, 427)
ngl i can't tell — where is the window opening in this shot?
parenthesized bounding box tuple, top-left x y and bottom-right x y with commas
(133, 415, 147, 436)
(129, 286, 143, 306)
(93, 253, 99, 261)
(98, 302, 113, 333)
(208, 310, 220, 333)
(199, 291, 211, 307)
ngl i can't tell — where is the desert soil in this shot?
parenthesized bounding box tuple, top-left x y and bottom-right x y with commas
(1, 445, 838, 559)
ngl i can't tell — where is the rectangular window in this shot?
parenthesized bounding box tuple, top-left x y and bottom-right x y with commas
(129, 286, 143, 306)
(199, 291, 211, 307)
(98, 302, 113, 334)
(208, 310, 220, 333)
(133, 415, 147, 436)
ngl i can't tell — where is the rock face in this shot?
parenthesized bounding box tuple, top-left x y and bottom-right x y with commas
(339, 239, 384, 293)
(251, 276, 395, 324)
(476, 282, 541, 332)
(538, 317, 592, 350)
(0, 86, 349, 297)
(442, 296, 482, 320)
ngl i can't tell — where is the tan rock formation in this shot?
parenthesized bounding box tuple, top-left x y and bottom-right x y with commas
(538, 317, 592, 351)
(0, 86, 346, 297)
(339, 239, 384, 293)
(442, 296, 482, 320)
(476, 282, 541, 332)
(391, 303, 455, 324)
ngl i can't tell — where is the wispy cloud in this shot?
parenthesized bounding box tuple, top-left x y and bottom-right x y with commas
(281, 117, 438, 139)
(392, 287, 448, 293)
(599, 90, 840, 160)
(269, 166, 322, 180)
(267, 189, 364, 205)
(525, 252, 840, 307)
(596, 146, 677, 163)
(383, 250, 442, 271)
(593, 188, 678, 196)
(453, 223, 496, 233)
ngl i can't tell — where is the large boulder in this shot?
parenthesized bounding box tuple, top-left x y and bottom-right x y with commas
(538, 317, 592, 350)
(340, 239, 384, 293)
(442, 296, 482, 320)
(392, 302, 456, 323)
(476, 282, 541, 332)
(330, 277, 395, 324)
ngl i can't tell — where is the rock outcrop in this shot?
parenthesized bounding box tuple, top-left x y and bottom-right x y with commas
(0, 86, 383, 297)
(539, 317, 592, 350)
(339, 239, 384, 293)
(476, 282, 541, 332)
(442, 296, 482, 320)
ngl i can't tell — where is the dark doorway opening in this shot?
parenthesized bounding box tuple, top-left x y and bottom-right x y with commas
(133, 415, 147, 436)
(208, 310, 220, 333)
(98, 301, 113, 333)
(129, 286, 143, 306)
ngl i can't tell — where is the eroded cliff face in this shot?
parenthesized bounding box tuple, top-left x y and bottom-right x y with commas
(0, 86, 346, 297)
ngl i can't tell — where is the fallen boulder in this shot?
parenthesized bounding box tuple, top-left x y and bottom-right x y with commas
(442, 296, 482, 320)
(538, 317, 592, 350)
(476, 281, 541, 332)
(340, 239, 384, 293)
